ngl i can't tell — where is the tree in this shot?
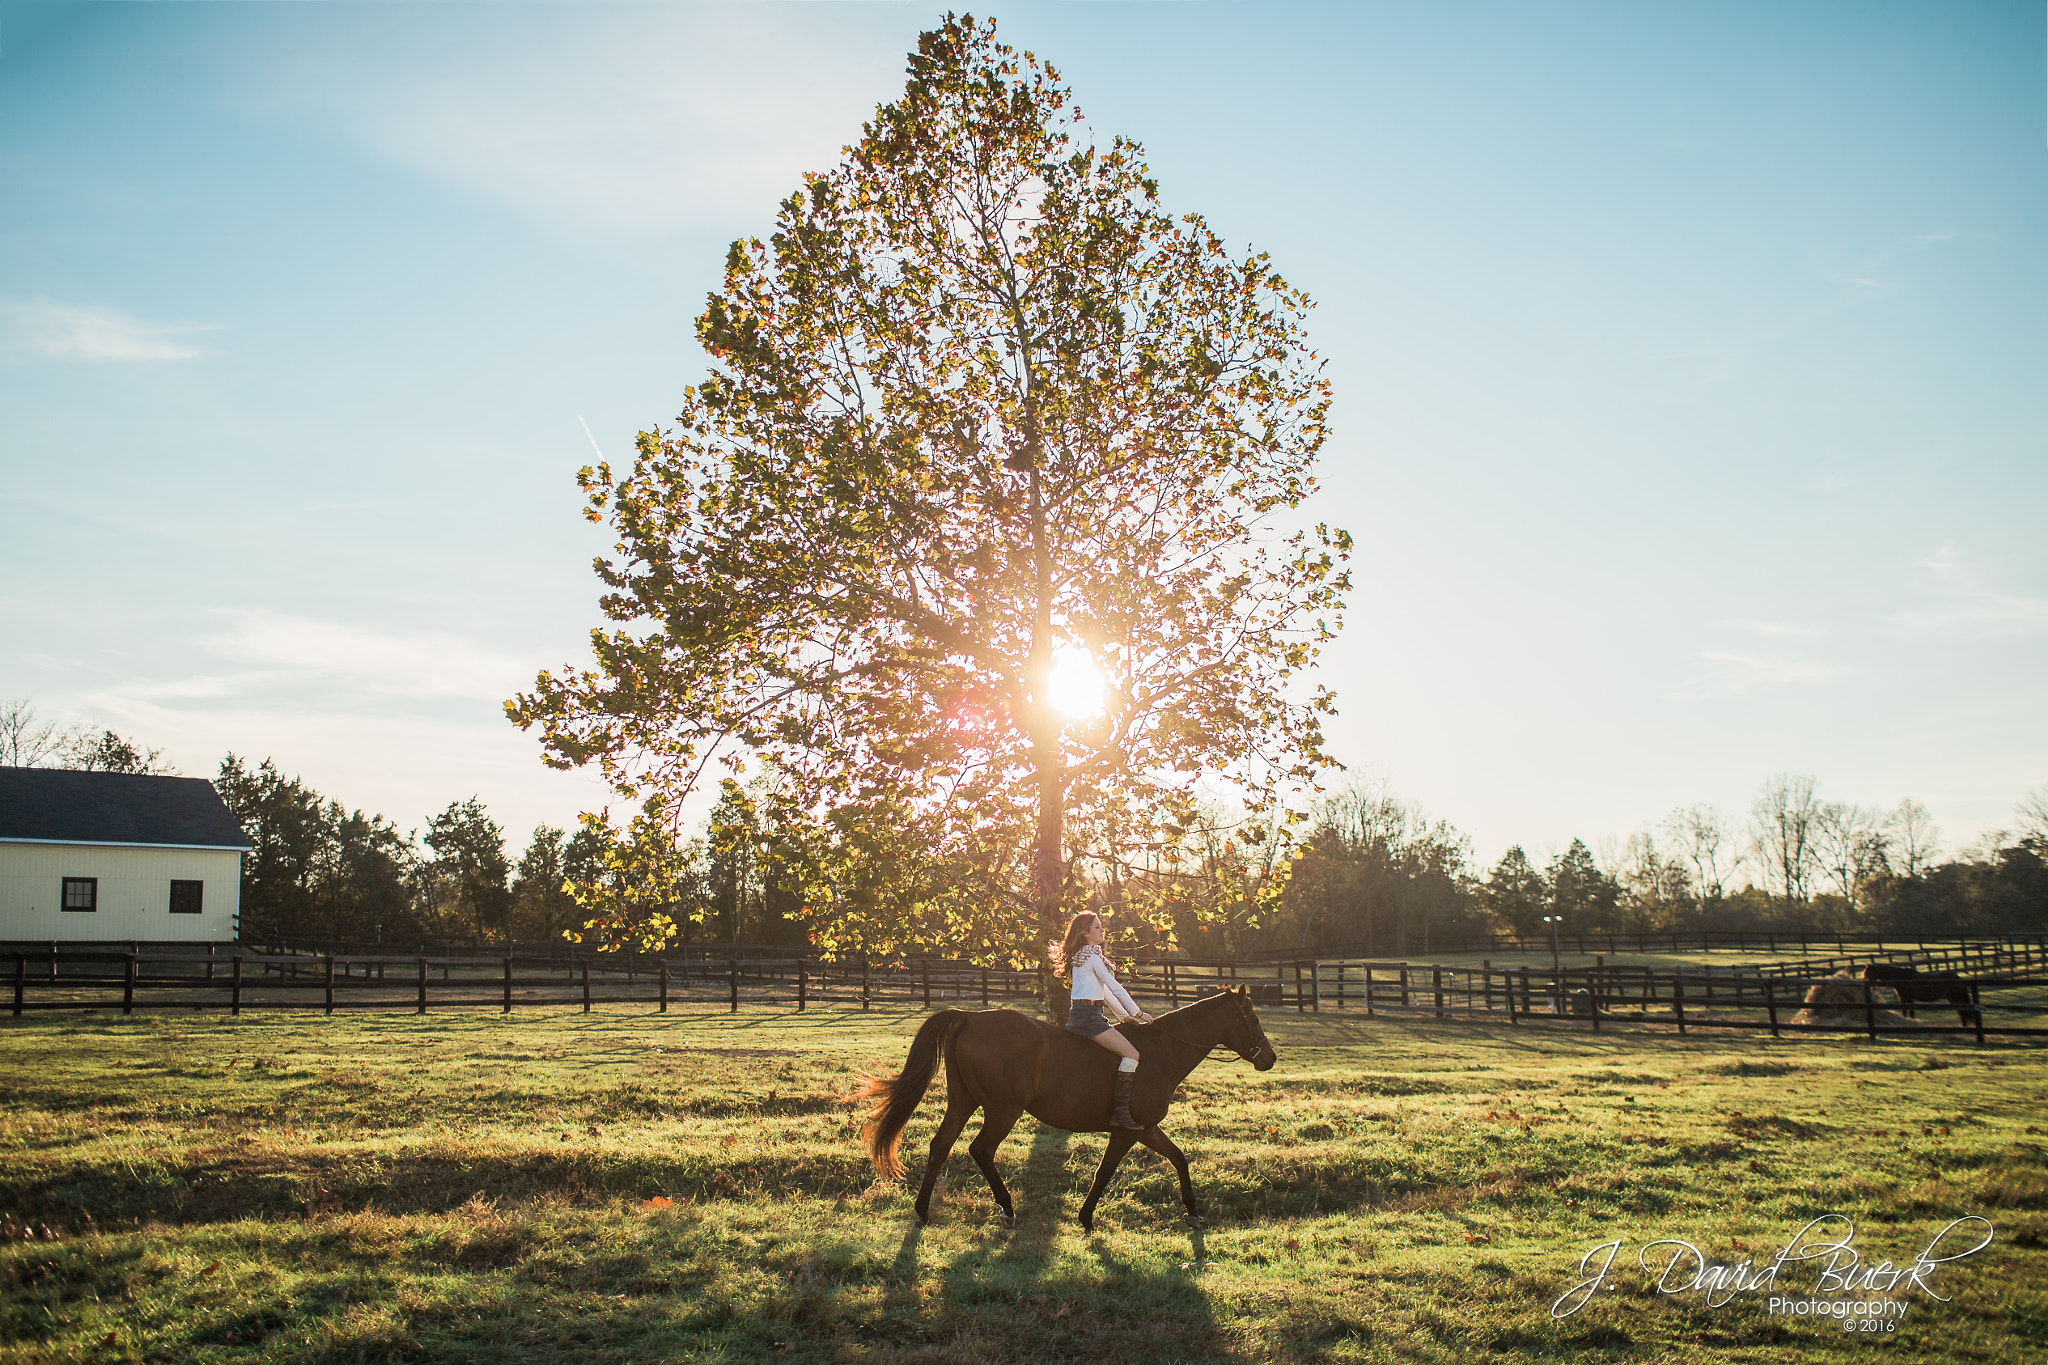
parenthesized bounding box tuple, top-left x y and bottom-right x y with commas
(509, 823, 611, 944)
(216, 754, 414, 940)
(64, 727, 177, 775)
(1813, 801, 1887, 914)
(1548, 839, 1621, 934)
(0, 698, 67, 767)
(0, 699, 174, 773)
(1663, 802, 1736, 926)
(2016, 787, 2048, 846)
(1750, 774, 1820, 905)
(509, 16, 1347, 973)
(1888, 797, 1940, 878)
(1480, 845, 1547, 936)
(1616, 829, 1691, 929)
(422, 798, 511, 942)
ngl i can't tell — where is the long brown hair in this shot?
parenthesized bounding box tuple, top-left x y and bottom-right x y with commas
(1048, 910, 1104, 981)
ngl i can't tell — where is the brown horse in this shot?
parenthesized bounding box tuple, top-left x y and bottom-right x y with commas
(855, 985, 1275, 1231)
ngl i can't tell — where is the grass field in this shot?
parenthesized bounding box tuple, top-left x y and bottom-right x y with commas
(2, 1002, 2044, 1364)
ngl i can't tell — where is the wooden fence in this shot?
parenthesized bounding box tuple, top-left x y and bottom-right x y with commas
(6, 938, 2046, 1041)
(1237, 930, 2048, 962)
(2, 950, 1040, 1017)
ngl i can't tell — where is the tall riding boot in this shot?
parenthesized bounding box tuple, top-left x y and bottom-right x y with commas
(1110, 1070, 1143, 1130)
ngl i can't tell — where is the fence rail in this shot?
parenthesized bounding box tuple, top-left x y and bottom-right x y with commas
(1236, 930, 2048, 962)
(2, 950, 1041, 1018)
(6, 938, 2046, 1041)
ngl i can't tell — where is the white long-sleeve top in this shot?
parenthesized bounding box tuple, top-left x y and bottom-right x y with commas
(1068, 945, 1142, 1017)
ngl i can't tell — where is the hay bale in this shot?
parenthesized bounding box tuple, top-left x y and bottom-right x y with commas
(1792, 971, 1922, 1029)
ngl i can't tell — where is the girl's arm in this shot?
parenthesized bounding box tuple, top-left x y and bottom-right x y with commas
(1099, 959, 1145, 1020)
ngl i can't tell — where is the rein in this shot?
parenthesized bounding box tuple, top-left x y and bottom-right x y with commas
(1139, 998, 1272, 1064)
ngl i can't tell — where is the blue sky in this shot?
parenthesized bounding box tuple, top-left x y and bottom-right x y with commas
(2, 1, 2043, 874)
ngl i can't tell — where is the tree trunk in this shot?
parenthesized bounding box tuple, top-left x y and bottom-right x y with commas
(1027, 453, 1069, 1023)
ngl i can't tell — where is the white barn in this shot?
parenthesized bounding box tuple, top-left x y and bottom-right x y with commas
(0, 769, 251, 944)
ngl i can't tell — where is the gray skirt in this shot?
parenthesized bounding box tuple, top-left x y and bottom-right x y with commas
(1064, 999, 1112, 1038)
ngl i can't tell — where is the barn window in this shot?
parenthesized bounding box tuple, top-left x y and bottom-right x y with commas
(169, 880, 204, 914)
(62, 877, 97, 912)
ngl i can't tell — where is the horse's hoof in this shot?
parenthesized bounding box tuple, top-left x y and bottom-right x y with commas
(1184, 1215, 1206, 1227)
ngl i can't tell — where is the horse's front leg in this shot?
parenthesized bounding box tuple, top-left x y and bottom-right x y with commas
(1076, 1128, 1141, 1233)
(1138, 1126, 1201, 1222)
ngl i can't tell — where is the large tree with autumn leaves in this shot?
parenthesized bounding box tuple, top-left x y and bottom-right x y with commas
(508, 15, 1347, 984)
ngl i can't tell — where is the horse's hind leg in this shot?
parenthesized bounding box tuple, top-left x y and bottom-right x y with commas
(915, 1098, 977, 1223)
(1139, 1127, 1202, 1222)
(966, 1105, 1024, 1220)
(1076, 1129, 1141, 1233)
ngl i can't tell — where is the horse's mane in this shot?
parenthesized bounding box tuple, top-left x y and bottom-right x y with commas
(1143, 987, 1238, 1026)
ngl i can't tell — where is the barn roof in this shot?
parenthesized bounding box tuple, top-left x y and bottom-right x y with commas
(0, 769, 253, 850)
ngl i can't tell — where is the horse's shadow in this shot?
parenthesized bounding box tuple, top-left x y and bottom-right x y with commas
(906, 1121, 1222, 1359)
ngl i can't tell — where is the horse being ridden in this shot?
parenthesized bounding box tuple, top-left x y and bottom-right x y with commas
(855, 986, 1276, 1231)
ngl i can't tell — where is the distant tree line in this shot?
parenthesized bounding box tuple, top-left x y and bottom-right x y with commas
(4, 699, 2040, 953)
(1233, 774, 2046, 958)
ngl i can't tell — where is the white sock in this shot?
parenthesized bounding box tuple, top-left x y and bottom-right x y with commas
(1117, 1056, 1139, 1073)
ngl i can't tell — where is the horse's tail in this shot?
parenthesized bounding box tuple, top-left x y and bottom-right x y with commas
(853, 1009, 972, 1181)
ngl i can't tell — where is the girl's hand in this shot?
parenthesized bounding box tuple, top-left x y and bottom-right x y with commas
(1136, 1012, 1155, 1024)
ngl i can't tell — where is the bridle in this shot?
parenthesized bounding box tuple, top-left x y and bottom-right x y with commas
(1145, 990, 1274, 1068)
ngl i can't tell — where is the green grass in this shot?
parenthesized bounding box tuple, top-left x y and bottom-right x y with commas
(2, 1003, 2044, 1363)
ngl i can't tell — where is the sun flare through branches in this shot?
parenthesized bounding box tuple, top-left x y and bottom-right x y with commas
(1045, 649, 1107, 721)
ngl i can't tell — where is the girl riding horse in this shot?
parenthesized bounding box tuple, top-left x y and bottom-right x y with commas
(1051, 910, 1154, 1129)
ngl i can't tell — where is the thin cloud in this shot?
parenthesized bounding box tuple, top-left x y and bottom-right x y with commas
(252, 10, 907, 238)
(1892, 548, 2048, 638)
(198, 608, 531, 702)
(1823, 229, 1960, 297)
(1733, 620, 1830, 639)
(1671, 650, 1847, 700)
(0, 300, 213, 361)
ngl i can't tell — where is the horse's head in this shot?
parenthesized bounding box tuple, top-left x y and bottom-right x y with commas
(1220, 985, 1277, 1071)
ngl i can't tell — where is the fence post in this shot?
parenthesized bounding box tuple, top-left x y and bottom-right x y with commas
(729, 958, 740, 1014)
(862, 955, 872, 1012)
(1364, 965, 1375, 1016)
(979, 964, 987, 1008)
(1311, 960, 1320, 1012)
(1482, 960, 1492, 1011)
(207, 942, 215, 983)
(1588, 969, 1600, 1030)
(1861, 981, 1877, 1041)
(1398, 966, 1410, 1009)
(922, 957, 931, 1010)
(122, 955, 135, 1016)
(504, 957, 514, 1014)
(1764, 977, 1779, 1038)
(581, 959, 591, 1014)
(658, 960, 669, 1014)
(12, 955, 23, 1017)
(1432, 966, 1443, 1019)
(325, 957, 335, 1016)
(1672, 975, 1686, 1035)
(1505, 968, 1518, 1025)
(231, 956, 243, 1016)
(799, 961, 809, 1013)
(417, 958, 428, 1015)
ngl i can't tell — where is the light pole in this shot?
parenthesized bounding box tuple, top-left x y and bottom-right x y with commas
(1541, 914, 1563, 1014)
